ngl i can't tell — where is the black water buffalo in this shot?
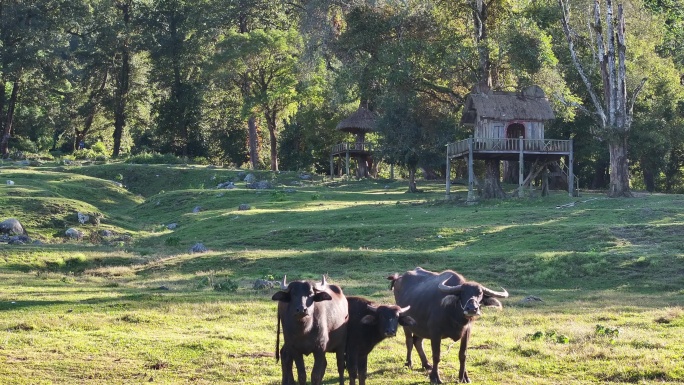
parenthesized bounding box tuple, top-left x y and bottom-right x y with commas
(272, 276, 348, 385)
(387, 267, 508, 384)
(346, 296, 416, 385)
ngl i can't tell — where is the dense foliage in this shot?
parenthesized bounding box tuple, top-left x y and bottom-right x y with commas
(1, 0, 684, 192)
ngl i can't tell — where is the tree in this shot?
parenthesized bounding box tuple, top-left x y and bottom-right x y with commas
(216, 29, 301, 171)
(559, 0, 646, 197)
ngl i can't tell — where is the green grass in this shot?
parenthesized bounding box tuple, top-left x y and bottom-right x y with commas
(1, 164, 683, 384)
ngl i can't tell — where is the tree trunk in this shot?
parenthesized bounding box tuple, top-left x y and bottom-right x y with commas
(641, 161, 655, 192)
(266, 109, 278, 171)
(248, 117, 259, 169)
(608, 135, 632, 197)
(502, 161, 518, 184)
(112, 0, 131, 158)
(482, 159, 506, 199)
(408, 167, 418, 193)
(0, 80, 19, 158)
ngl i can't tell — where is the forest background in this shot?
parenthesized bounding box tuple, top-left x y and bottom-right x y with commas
(2, 0, 684, 193)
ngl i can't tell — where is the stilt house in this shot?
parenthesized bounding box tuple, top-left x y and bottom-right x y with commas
(446, 85, 575, 199)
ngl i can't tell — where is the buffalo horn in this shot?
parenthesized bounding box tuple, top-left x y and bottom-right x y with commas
(313, 275, 327, 291)
(438, 279, 463, 294)
(399, 305, 411, 314)
(280, 275, 289, 291)
(481, 285, 509, 298)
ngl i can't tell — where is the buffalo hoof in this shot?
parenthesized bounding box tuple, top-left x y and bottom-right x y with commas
(429, 376, 443, 384)
(404, 361, 412, 368)
(423, 363, 433, 370)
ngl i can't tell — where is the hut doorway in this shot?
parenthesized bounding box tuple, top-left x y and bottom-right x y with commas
(506, 123, 525, 139)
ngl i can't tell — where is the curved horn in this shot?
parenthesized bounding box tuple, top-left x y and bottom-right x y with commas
(438, 279, 463, 294)
(398, 305, 411, 314)
(313, 275, 327, 291)
(280, 275, 289, 291)
(366, 304, 378, 313)
(481, 285, 509, 298)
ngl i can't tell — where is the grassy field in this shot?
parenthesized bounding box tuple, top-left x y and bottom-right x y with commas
(1, 163, 683, 384)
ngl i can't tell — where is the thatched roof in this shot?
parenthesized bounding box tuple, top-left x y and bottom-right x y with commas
(336, 106, 378, 134)
(461, 85, 555, 125)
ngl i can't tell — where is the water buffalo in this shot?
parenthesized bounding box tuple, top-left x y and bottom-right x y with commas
(346, 296, 416, 385)
(387, 267, 508, 383)
(273, 276, 348, 385)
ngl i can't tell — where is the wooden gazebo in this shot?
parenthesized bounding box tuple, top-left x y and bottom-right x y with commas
(330, 106, 377, 178)
(446, 85, 575, 200)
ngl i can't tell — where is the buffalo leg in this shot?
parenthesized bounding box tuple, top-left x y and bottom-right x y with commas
(311, 351, 327, 385)
(458, 328, 471, 383)
(336, 349, 346, 385)
(294, 354, 306, 385)
(348, 349, 358, 385)
(358, 354, 368, 385)
(414, 336, 432, 370)
(403, 328, 414, 368)
(280, 347, 296, 385)
(429, 338, 443, 384)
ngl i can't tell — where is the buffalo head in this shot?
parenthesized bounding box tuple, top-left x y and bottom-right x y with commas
(272, 276, 332, 319)
(438, 280, 508, 318)
(361, 304, 415, 337)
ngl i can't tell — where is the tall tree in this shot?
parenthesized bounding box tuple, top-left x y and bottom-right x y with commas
(0, 0, 65, 157)
(215, 29, 301, 171)
(559, 0, 646, 197)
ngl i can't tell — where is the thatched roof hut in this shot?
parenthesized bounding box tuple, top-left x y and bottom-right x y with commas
(461, 85, 555, 126)
(336, 106, 378, 134)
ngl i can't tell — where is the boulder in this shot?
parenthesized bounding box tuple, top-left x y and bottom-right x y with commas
(77, 212, 89, 224)
(0, 218, 27, 235)
(238, 204, 251, 211)
(66, 228, 84, 239)
(190, 243, 208, 253)
(243, 173, 256, 183)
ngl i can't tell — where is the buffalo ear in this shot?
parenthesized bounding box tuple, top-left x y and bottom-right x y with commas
(360, 315, 377, 325)
(399, 315, 417, 326)
(481, 297, 503, 309)
(272, 291, 291, 302)
(313, 292, 333, 302)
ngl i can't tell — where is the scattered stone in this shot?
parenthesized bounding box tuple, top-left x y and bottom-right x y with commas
(77, 212, 89, 224)
(299, 174, 312, 180)
(0, 218, 27, 235)
(190, 243, 208, 253)
(217, 181, 235, 189)
(243, 173, 256, 183)
(246, 180, 272, 189)
(167, 223, 178, 230)
(29, 160, 42, 167)
(100, 230, 114, 237)
(192, 206, 202, 213)
(253, 279, 276, 289)
(109, 180, 123, 188)
(519, 295, 544, 304)
(65, 228, 84, 239)
(284, 188, 297, 193)
(238, 204, 251, 211)
(6, 180, 14, 185)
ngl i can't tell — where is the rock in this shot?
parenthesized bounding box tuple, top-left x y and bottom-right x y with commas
(167, 223, 178, 230)
(77, 212, 89, 224)
(0, 218, 27, 235)
(6, 180, 14, 185)
(190, 243, 208, 253)
(299, 174, 312, 180)
(253, 279, 276, 289)
(100, 230, 114, 237)
(65, 228, 84, 239)
(192, 206, 202, 213)
(109, 180, 123, 188)
(238, 204, 251, 211)
(217, 181, 235, 189)
(284, 188, 297, 193)
(8, 235, 30, 245)
(519, 295, 544, 304)
(243, 173, 256, 183)
(246, 180, 272, 189)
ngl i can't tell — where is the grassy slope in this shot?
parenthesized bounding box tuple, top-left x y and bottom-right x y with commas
(0, 164, 683, 384)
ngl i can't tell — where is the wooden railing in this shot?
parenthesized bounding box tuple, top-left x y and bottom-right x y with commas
(331, 142, 374, 154)
(447, 138, 572, 158)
